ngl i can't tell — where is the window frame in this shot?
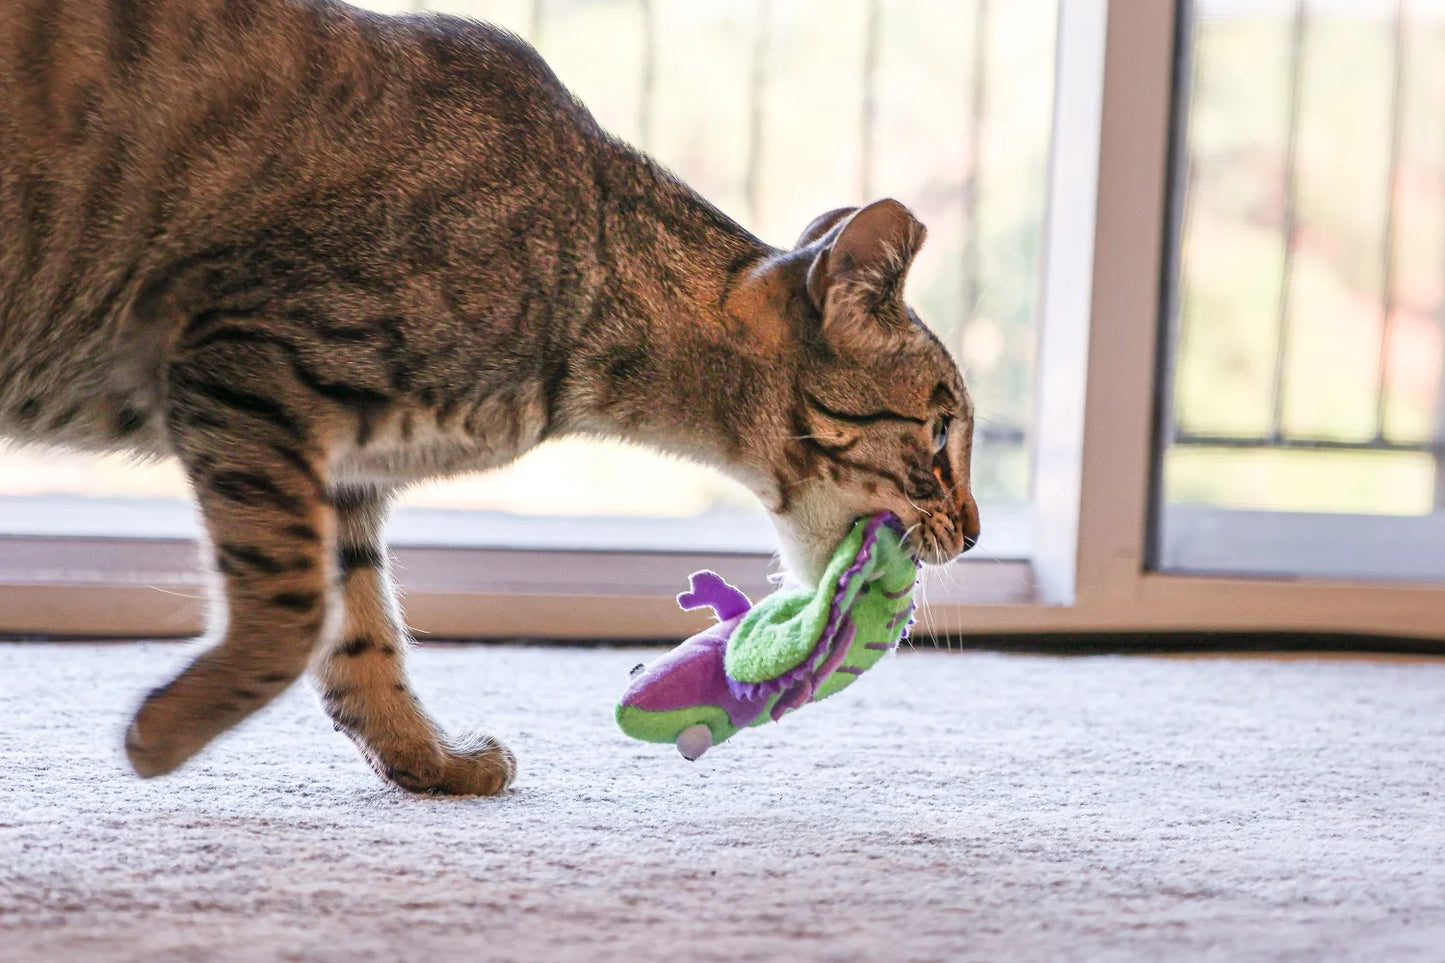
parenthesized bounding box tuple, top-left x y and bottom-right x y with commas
(996, 0, 1444, 641)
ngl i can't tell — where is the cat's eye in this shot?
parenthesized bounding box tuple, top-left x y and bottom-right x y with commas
(930, 417, 949, 455)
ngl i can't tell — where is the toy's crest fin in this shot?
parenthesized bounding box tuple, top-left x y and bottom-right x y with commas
(676, 571, 752, 621)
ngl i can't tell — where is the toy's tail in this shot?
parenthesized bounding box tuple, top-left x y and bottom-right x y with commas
(677, 571, 752, 622)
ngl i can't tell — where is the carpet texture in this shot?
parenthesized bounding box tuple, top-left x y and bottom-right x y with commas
(2, 642, 1443, 962)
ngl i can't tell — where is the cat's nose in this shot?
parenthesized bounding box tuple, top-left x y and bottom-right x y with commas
(957, 491, 981, 554)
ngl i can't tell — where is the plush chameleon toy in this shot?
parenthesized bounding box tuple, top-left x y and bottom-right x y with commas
(616, 513, 919, 760)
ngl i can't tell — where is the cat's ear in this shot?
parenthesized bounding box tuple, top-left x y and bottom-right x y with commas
(795, 207, 857, 248)
(804, 198, 926, 326)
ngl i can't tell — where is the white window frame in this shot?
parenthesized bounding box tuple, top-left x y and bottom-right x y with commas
(0, 0, 1440, 642)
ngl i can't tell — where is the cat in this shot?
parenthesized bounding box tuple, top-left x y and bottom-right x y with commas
(0, 0, 981, 795)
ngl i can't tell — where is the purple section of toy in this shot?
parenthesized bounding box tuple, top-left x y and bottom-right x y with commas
(617, 619, 769, 727)
(676, 570, 753, 622)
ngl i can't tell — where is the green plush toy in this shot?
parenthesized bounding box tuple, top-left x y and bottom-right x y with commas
(616, 513, 919, 759)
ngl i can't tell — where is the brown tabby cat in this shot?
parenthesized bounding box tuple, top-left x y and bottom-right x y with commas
(0, 0, 980, 795)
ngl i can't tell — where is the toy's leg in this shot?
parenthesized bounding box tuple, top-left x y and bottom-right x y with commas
(676, 724, 714, 761)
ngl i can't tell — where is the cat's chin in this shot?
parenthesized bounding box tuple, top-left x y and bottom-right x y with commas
(768, 505, 862, 590)
(773, 536, 828, 590)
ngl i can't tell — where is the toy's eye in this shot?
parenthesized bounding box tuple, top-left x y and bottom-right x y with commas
(930, 417, 949, 455)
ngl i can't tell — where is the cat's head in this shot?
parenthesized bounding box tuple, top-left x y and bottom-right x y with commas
(738, 199, 980, 586)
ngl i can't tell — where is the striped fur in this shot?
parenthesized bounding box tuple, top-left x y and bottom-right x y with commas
(0, 0, 976, 794)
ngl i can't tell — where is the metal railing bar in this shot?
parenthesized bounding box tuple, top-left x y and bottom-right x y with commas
(1173, 431, 1444, 455)
(962, 0, 989, 326)
(744, 0, 769, 228)
(1434, 369, 1445, 505)
(1372, 0, 1407, 445)
(1435, 307, 1445, 505)
(1435, 7, 1445, 509)
(1147, 0, 1198, 571)
(860, 0, 881, 201)
(638, 0, 655, 150)
(1158, 0, 1200, 441)
(1268, 0, 1308, 443)
(975, 425, 1026, 446)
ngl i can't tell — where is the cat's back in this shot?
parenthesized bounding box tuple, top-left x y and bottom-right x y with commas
(0, 0, 602, 437)
(0, 0, 593, 274)
(0, 0, 397, 273)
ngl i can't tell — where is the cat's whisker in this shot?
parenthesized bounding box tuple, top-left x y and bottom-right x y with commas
(972, 408, 1011, 428)
(900, 522, 924, 558)
(941, 564, 978, 652)
(912, 550, 933, 651)
(144, 586, 208, 601)
(915, 577, 933, 651)
(920, 574, 940, 652)
(903, 493, 932, 518)
(928, 534, 953, 652)
(973, 543, 1006, 566)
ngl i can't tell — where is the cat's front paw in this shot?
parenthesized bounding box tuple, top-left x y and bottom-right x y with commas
(125, 656, 296, 779)
(377, 732, 517, 796)
(124, 685, 215, 778)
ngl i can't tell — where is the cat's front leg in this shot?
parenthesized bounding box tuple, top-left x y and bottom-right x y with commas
(312, 486, 515, 796)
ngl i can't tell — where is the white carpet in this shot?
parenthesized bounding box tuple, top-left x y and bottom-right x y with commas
(2, 642, 1443, 962)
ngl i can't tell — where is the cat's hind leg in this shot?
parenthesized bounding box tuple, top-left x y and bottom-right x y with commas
(312, 487, 515, 796)
(126, 344, 338, 777)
